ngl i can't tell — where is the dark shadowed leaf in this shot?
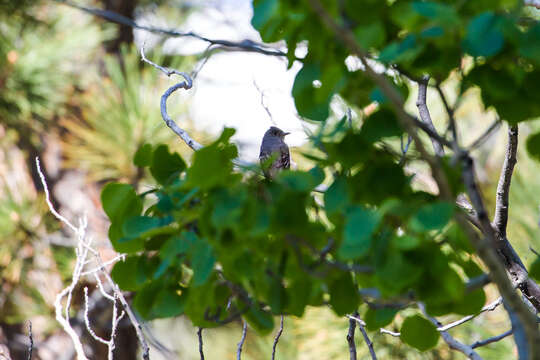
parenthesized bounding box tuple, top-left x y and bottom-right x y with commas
(401, 315, 439, 351)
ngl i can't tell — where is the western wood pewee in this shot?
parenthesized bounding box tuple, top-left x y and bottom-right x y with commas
(259, 126, 290, 179)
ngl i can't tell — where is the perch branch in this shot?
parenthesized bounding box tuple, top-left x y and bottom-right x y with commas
(468, 119, 501, 150)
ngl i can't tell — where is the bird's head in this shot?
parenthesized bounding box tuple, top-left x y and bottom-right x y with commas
(266, 126, 290, 139)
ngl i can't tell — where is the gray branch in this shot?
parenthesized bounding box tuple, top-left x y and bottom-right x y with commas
(237, 321, 247, 360)
(419, 303, 482, 360)
(271, 316, 284, 360)
(57, 0, 286, 57)
(416, 76, 444, 157)
(493, 125, 518, 237)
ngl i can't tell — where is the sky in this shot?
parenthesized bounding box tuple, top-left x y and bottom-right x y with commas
(135, 0, 310, 162)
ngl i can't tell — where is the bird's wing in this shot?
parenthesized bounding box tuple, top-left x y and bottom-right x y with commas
(279, 143, 290, 170)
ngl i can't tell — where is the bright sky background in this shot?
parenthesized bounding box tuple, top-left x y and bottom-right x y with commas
(136, 0, 310, 163)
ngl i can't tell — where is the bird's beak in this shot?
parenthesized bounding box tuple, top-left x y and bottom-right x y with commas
(283, 132, 291, 136)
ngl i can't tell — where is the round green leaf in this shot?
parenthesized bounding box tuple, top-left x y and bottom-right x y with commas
(101, 183, 142, 223)
(526, 132, 540, 162)
(133, 143, 153, 167)
(401, 314, 440, 351)
(150, 144, 186, 185)
(410, 202, 454, 231)
(463, 12, 504, 57)
(338, 207, 381, 260)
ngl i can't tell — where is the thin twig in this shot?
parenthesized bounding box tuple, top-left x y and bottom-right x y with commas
(26, 321, 33, 360)
(468, 119, 501, 150)
(272, 316, 284, 360)
(435, 83, 458, 146)
(437, 297, 502, 332)
(416, 75, 444, 157)
(358, 325, 377, 360)
(471, 329, 513, 349)
(237, 321, 247, 360)
(346, 313, 357, 360)
(197, 328, 205, 360)
(379, 328, 400, 337)
(253, 79, 276, 125)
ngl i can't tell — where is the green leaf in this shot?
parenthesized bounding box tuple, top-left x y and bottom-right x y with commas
(150, 144, 186, 185)
(354, 21, 386, 49)
(277, 167, 324, 192)
(329, 272, 359, 316)
(412, 1, 459, 27)
(526, 132, 540, 162)
(338, 207, 381, 260)
(186, 128, 238, 190)
(529, 257, 540, 281)
(324, 176, 349, 215)
(191, 239, 215, 286)
(393, 235, 421, 250)
(150, 285, 186, 318)
(410, 202, 454, 231)
(122, 216, 173, 239)
(376, 251, 422, 294)
(401, 315, 439, 351)
(111, 256, 142, 291)
(252, 0, 279, 30)
(452, 289, 486, 315)
(244, 306, 275, 335)
(101, 183, 142, 223)
(268, 278, 288, 314)
(360, 107, 403, 143)
(133, 143, 153, 167)
(364, 308, 398, 331)
(463, 12, 504, 57)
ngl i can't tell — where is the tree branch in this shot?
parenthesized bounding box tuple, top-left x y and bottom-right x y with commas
(346, 314, 357, 360)
(419, 303, 483, 360)
(416, 75, 444, 157)
(437, 297, 502, 332)
(471, 329, 513, 349)
(493, 125, 518, 237)
(271, 316, 284, 360)
(237, 321, 247, 360)
(197, 328, 205, 360)
(56, 0, 287, 57)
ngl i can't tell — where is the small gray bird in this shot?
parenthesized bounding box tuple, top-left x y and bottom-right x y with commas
(259, 126, 291, 179)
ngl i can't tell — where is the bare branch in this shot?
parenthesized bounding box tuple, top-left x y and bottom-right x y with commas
(26, 321, 33, 360)
(253, 80, 276, 126)
(272, 316, 284, 360)
(197, 328, 205, 360)
(237, 321, 247, 360)
(57, 0, 286, 57)
(468, 119, 501, 150)
(416, 76, 444, 157)
(493, 125, 518, 237)
(435, 83, 458, 146)
(419, 303, 482, 360)
(379, 328, 400, 337)
(471, 329, 513, 349)
(358, 324, 377, 360)
(437, 297, 502, 332)
(141, 50, 203, 151)
(346, 314, 357, 360)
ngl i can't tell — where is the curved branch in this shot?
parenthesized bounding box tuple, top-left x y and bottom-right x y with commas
(140, 47, 203, 151)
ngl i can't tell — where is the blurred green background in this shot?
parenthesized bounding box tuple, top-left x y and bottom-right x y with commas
(1, 1, 539, 359)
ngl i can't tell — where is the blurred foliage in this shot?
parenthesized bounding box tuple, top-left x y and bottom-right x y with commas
(61, 45, 195, 183)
